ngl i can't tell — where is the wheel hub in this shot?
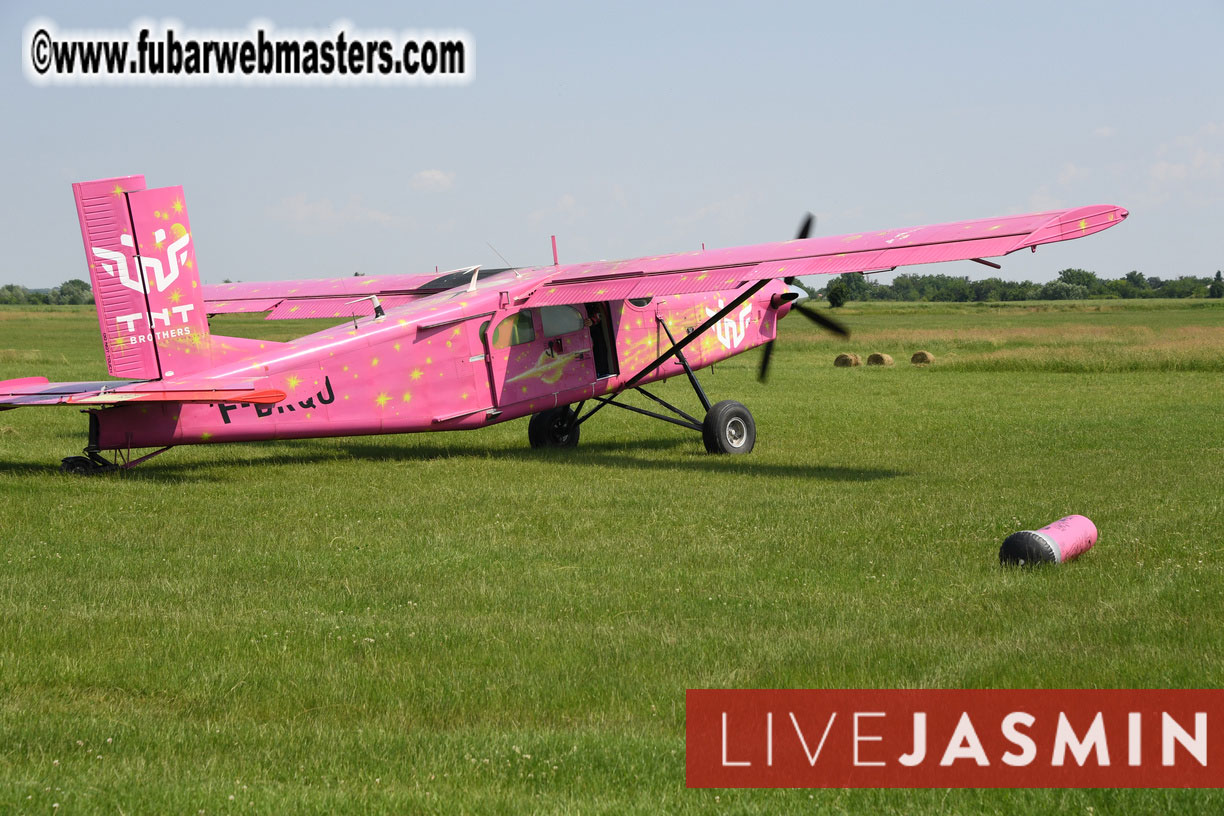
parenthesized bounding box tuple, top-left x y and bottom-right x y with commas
(725, 417, 747, 448)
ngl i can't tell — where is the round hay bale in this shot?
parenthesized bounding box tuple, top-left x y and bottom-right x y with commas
(866, 352, 894, 366)
(834, 352, 862, 367)
(910, 350, 935, 365)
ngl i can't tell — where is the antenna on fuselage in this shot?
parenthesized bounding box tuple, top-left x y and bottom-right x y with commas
(551, 235, 559, 266)
(485, 241, 522, 278)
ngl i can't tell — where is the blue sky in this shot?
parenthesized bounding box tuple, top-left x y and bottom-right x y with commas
(3, 0, 1221, 287)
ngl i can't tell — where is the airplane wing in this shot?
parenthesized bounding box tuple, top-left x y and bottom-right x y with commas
(203, 267, 519, 320)
(519, 205, 1127, 307)
(0, 375, 285, 408)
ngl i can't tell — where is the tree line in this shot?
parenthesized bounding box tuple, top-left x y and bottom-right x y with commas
(0, 279, 94, 305)
(814, 269, 1224, 306)
(4, 270, 1224, 308)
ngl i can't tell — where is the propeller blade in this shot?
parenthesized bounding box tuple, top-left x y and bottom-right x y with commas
(785, 213, 816, 286)
(758, 339, 775, 382)
(795, 213, 814, 241)
(759, 212, 839, 384)
(792, 301, 850, 338)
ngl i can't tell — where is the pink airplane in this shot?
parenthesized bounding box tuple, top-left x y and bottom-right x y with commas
(0, 175, 1127, 473)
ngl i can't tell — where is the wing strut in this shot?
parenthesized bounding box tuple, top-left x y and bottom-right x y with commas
(573, 277, 771, 429)
(657, 317, 712, 413)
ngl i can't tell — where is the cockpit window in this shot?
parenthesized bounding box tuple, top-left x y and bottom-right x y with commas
(491, 310, 536, 347)
(540, 305, 585, 337)
(419, 266, 515, 292)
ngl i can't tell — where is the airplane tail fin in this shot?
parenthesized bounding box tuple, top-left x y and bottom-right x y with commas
(73, 176, 214, 380)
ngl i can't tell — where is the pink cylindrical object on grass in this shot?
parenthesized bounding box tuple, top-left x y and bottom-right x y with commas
(999, 514, 1098, 565)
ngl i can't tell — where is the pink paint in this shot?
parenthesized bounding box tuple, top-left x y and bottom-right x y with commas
(1000, 514, 1098, 565)
(1, 174, 1130, 467)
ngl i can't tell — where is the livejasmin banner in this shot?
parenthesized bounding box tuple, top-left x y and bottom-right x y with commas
(686, 689, 1223, 788)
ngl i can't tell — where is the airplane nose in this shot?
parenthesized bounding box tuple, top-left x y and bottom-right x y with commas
(769, 291, 799, 320)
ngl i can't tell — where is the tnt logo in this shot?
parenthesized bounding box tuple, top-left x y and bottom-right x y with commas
(704, 300, 753, 350)
(90, 228, 190, 295)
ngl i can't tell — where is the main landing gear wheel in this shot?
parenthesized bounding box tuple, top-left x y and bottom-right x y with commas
(702, 400, 756, 455)
(528, 406, 581, 449)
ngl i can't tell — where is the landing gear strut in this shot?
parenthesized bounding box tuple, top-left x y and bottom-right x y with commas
(531, 315, 758, 455)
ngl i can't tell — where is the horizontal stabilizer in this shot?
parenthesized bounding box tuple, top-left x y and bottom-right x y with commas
(0, 376, 285, 408)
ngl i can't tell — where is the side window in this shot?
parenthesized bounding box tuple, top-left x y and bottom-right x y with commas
(491, 310, 536, 348)
(540, 305, 585, 337)
(628, 296, 653, 307)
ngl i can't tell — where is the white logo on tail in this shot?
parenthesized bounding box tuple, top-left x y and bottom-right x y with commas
(90, 230, 190, 294)
(704, 300, 753, 350)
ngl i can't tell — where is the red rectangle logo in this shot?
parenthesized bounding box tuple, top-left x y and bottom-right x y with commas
(686, 689, 1224, 788)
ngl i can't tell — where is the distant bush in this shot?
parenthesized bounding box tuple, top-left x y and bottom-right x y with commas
(815, 269, 1221, 304)
(1039, 281, 1090, 301)
(0, 279, 94, 305)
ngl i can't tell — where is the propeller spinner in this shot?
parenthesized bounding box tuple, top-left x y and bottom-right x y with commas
(758, 213, 849, 382)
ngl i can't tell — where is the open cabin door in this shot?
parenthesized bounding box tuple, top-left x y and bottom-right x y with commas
(583, 302, 619, 380)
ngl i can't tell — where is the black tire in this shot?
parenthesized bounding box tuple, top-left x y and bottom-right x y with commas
(702, 400, 756, 455)
(528, 406, 580, 449)
(59, 455, 115, 475)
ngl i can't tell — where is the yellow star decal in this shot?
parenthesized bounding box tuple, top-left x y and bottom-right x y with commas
(111, 184, 124, 197)
(371, 357, 380, 367)
(410, 368, 423, 380)
(200, 431, 212, 441)
(375, 392, 390, 407)
(1079, 218, 1088, 232)
(460, 392, 469, 400)
(172, 198, 184, 213)
(393, 343, 401, 352)
(168, 289, 183, 304)
(286, 375, 301, 390)
(401, 391, 412, 403)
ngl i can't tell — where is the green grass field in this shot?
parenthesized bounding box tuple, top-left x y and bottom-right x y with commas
(1, 300, 1222, 814)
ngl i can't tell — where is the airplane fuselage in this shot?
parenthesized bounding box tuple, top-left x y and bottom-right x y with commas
(91, 279, 792, 450)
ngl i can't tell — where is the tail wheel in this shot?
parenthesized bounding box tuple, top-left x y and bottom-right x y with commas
(702, 400, 756, 455)
(528, 406, 580, 449)
(59, 455, 117, 475)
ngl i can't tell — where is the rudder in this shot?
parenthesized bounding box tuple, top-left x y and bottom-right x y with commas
(74, 176, 213, 380)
